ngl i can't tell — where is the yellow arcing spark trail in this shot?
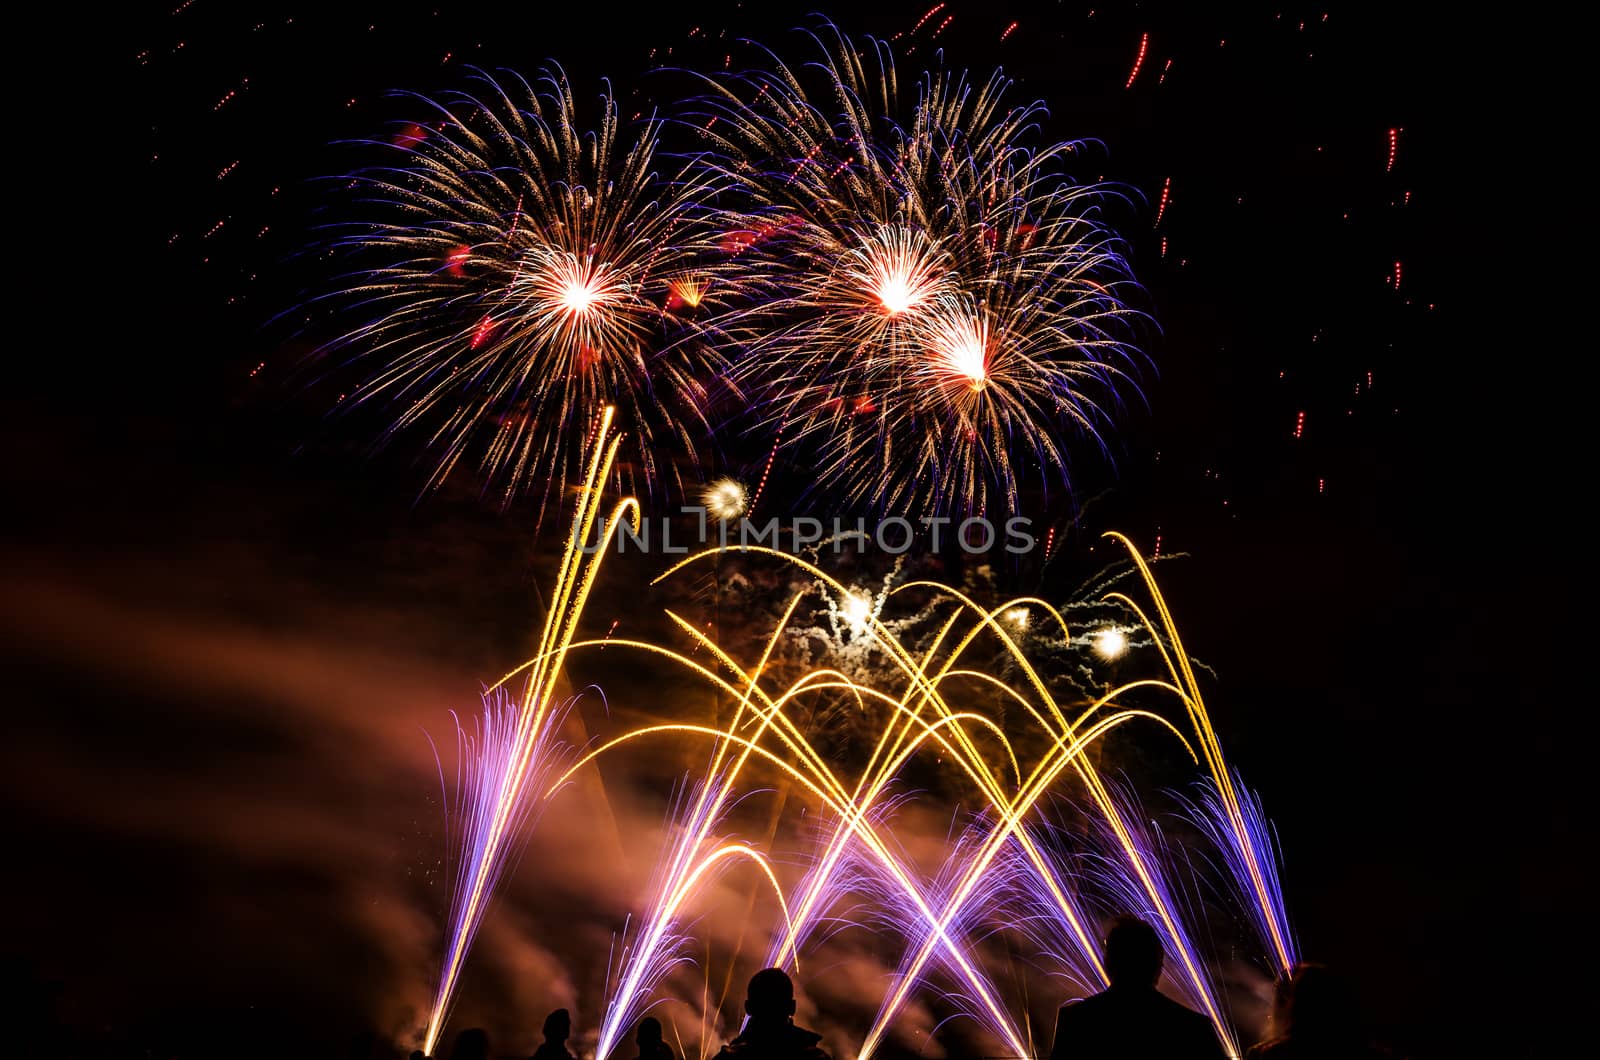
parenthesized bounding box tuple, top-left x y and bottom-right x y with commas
(637, 552, 1236, 1059)
(1103, 532, 1294, 974)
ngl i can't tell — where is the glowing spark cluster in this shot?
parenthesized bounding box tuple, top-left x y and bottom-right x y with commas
(702, 476, 749, 520)
(854, 225, 947, 317)
(1092, 626, 1128, 660)
(922, 301, 991, 391)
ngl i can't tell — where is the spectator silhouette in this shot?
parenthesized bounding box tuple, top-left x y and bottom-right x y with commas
(531, 1009, 576, 1060)
(635, 1016, 675, 1060)
(410, 1051, 428, 1060)
(1247, 964, 1393, 1059)
(1049, 915, 1227, 1060)
(715, 968, 828, 1060)
(448, 1028, 490, 1060)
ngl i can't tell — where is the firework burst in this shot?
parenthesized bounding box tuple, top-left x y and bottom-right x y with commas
(688, 24, 1147, 515)
(318, 68, 737, 505)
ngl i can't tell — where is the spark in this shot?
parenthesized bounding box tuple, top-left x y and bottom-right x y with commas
(668, 274, 709, 309)
(840, 590, 875, 635)
(850, 226, 946, 317)
(923, 301, 990, 391)
(1126, 33, 1149, 89)
(702, 477, 749, 521)
(1092, 627, 1128, 660)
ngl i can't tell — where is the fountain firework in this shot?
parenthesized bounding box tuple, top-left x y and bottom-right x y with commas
(420, 407, 640, 1055)
(421, 414, 1295, 1059)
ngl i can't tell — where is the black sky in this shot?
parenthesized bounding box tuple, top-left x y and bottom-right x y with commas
(5, 3, 1577, 1059)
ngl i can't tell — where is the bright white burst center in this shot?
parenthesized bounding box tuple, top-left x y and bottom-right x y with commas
(1092, 628, 1128, 660)
(877, 273, 920, 316)
(841, 592, 873, 635)
(924, 307, 991, 391)
(560, 278, 602, 316)
(703, 477, 749, 521)
(948, 337, 988, 387)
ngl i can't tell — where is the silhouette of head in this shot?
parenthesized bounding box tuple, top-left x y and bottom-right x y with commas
(1282, 963, 1358, 1042)
(544, 1009, 572, 1044)
(1103, 916, 1164, 987)
(636, 1016, 664, 1049)
(410, 1051, 427, 1060)
(744, 967, 798, 1026)
(448, 1028, 490, 1060)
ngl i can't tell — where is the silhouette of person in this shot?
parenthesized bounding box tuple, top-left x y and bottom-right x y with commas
(1247, 964, 1394, 1059)
(410, 1051, 428, 1060)
(635, 1016, 676, 1060)
(448, 1028, 490, 1060)
(1049, 915, 1227, 1060)
(716, 968, 829, 1060)
(531, 1009, 576, 1060)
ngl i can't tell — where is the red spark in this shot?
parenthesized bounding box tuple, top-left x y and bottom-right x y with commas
(1000, 21, 1018, 42)
(1125, 33, 1149, 88)
(1293, 411, 1305, 439)
(1155, 177, 1171, 225)
(470, 314, 495, 349)
(1387, 128, 1398, 172)
(747, 427, 783, 517)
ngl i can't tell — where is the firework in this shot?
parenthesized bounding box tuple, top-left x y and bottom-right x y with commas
(528, 544, 1289, 1058)
(420, 408, 640, 1055)
(417, 435, 1293, 1057)
(687, 23, 1146, 516)
(701, 476, 749, 521)
(319, 69, 735, 506)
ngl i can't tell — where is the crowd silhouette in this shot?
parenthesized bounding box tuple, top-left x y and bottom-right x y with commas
(1049, 915, 1225, 1060)
(408, 917, 1396, 1060)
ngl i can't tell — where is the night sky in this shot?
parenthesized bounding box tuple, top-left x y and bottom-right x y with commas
(4, 3, 1574, 1059)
